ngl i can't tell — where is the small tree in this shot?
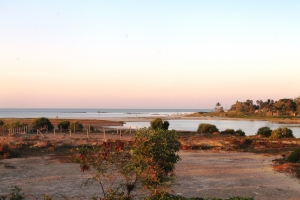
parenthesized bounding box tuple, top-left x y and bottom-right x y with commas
(76, 128, 181, 198)
(150, 118, 169, 130)
(270, 127, 294, 138)
(69, 121, 83, 132)
(57, 120, 70, 130)
(75, 141, 136, 199)
(256, 126, 272, 137)
(133, 127, 181, 194)
(31, 117, 54, 131)
(0, 120, 4, 126)
(197, 123, 219, 134)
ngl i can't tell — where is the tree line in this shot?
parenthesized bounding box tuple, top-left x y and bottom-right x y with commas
(216, 96, 300, 116)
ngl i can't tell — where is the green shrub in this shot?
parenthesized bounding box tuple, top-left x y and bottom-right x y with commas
(288, 148, 300, 163)
(57, 120, 70, 130)
(221, 129, 235, 135)
(32, 117, 54, 131)
(256, 126, 272, 137)
(150, 118, 170, 130)
(270, 127, 294, 138)
(197, 123, 219, 134)
(220, 129, 245, 136)
(235, 129, 245, 136)
(69, 121, 83, 131)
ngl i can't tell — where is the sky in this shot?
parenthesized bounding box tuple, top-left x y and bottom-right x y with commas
(1, 1, 300, 109)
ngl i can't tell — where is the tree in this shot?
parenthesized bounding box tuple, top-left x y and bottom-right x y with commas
(214, 102, 224, 112)
(273, 99, 296, 115)
(57, 120, 70, 130)
(197, 123, 219, 134)
(0, 120, 4, 126)
(75, 141, 136, 199)
(69, 121, 83, 131)
(31, 117, 54, 131)
(270, 127, 294, 138)
(133, 127, 181, 194)
(256, 126, 272, 137)
(150, 118, 169, 130)
(76, 127, 181, 198)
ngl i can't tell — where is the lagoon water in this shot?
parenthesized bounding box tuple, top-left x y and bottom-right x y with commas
(125, 119, 300, 138)
(1, 108, 300, 138)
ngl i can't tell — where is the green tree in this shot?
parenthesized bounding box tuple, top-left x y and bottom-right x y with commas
(197, 123, 219, 134)
(256, 127, 272, 137)
(31, 117, 54, 131)
(0, 120, 4, 126)
(133, 127, 181, 194)
(150, 118, 169, 130)
(57, 120, 70, 130)
(270, 127, 294, 138)
(76, 128, 181, 198)
(273, 99, 296, 115)
(75, 141, 136, 199)
(69, 121, 83, 131)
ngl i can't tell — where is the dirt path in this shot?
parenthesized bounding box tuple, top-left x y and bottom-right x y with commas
(1, 151, 300, 199)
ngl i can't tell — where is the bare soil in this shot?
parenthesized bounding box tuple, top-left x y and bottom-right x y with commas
(1, 151, 300, 199)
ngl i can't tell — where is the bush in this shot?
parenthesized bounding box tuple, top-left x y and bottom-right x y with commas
(197, 123, 219, 134)
(0, 186, 25, 200)
(288, 148, 300, 163)
(57, 120, 70, 130)
(270, 127, 294, 138)
(150, 118, 170, 130)
(0, 120, 4, 126)
(221, 129, 235, 135)
(31, 117, 54, 131)
(69, 121, 83, 132)
(235, 129, 246, 136)
(256, 127, 272, 137)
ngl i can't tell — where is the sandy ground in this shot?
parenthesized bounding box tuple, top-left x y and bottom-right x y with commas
(1, 151, 300, 199)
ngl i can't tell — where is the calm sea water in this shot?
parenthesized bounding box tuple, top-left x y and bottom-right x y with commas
(0, 108, 212, 119)
(125, 119, 300, 137)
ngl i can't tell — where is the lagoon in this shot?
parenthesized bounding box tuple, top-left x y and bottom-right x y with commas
(125, 119, 300, 138)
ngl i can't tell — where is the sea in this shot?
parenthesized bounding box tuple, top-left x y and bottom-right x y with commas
(0, 108, 211, 119)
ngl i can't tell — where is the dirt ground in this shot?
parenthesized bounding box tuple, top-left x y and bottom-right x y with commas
(1, 151, 300, 200)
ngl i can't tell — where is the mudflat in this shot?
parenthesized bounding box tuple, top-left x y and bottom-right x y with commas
(1, 151, 300, 199)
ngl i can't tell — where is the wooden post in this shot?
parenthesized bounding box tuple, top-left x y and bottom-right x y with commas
(37, 129, 38, 135)
(103, 127, 106, 141)
(54, 128, 56, 136)
(86, 129, 89, 139)
(70, 129, 72, 138)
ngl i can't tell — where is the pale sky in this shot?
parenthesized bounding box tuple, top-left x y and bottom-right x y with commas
(1, 1, 299, 109)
